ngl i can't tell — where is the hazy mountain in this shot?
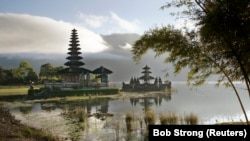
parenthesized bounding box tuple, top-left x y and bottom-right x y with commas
(102, 33, 141, 48)
(0, 33, 186, 83)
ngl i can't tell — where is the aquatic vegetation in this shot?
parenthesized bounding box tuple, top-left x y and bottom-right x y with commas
(125, 112, 135, 132)
(159, 112, 179, 125)
(144, 108, 156, 127)
(183, 112, 199, 125)
(61, 106, 87, 123)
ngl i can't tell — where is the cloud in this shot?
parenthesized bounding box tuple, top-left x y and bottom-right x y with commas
(78, 12, 141, 34)
(0, 13, 109, 54)
(119, 43, 132, 50)
(78, 13, 108, 28)
(110, 12, 140, 33)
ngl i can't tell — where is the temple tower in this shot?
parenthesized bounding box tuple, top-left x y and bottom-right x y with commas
(139, 65, 154, 84)
(58, 29, 91, 83)
(64, 29, 84, 71)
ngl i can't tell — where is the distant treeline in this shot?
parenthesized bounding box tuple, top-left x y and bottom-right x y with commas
(0, 60, 63, 85)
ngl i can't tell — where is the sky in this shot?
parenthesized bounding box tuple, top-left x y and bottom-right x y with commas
(0, 0, 187, 54)
(0, 0, 196, 82)
(1, 0, 177, 34)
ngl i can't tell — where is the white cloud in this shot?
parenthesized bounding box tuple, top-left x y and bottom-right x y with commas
(0, 13, 109, 54)
(110, 12, 140, 33)
(119, 43, 132, 50)
(78, 13, 108, 28)
(78, 12, 141, 34)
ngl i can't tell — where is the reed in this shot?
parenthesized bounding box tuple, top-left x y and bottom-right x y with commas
(125, 112, 135, 132)
(75, 107, 87, 122)
(159, 112, 179, 125)
(183, 112, 199, 125)
(144, 108, 156, 126)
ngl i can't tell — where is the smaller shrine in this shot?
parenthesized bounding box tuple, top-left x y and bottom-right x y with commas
(122, 65, 171, 92)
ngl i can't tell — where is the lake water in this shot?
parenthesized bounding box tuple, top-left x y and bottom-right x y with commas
(3, 82, 250, 140)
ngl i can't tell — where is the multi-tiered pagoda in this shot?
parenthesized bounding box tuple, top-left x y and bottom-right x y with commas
(58, 29, 91, 83)
(54, 29, 112, 89)
(122, 65, 171, 92)
(139, 65, 154, 84)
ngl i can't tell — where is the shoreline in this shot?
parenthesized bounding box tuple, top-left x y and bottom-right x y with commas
(0, 103, 63, 141)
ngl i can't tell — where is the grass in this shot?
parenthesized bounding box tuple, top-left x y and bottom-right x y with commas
(0, 104, 63, 141)
(0, 85, 43, 96)
(15, 125, 62, 141)
(0, 85, 46, 102)
(0, 86, 30, 101)
(0, 87, 29, 95)
(0, 85, 120, 102)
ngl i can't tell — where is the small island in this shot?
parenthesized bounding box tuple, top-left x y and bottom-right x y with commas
(27, 29, 118, 99)
(122, 65, 171, 92)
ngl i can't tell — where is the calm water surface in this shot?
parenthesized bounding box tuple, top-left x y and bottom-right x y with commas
(4, 82, 250, 140)
(109, 82, 250, 123)
(7, 82, 250, 123)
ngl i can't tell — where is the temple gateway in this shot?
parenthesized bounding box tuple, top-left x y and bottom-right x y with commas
(122, 65, 171, 92)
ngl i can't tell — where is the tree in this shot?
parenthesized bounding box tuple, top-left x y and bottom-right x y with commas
(18, 60, 38, 84)
(9, 68, 23, 84)
(132, 0, 250, 124)
(39, 63, 55, 80)
(39, 63, 64, 82)
(0, 68, 20, 85)
(0, 67, 9, 85)
(25, 70, 39, 83)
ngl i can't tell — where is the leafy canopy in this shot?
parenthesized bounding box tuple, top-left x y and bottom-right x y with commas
(132, 0, 250, 87)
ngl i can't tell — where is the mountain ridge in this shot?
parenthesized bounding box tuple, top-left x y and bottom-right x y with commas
(0, 33, 180, 82)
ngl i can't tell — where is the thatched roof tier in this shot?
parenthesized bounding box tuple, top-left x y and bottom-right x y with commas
(57, 67, 91, 74)
(64, 61, 85, 66)
(92, 66, 113, 74)
(141, 70, 152, 73)
(67, 52, 81, 55)
(142, 65, 150, 70)
(139, 75, 155, 80)
(66, 56, 83, 60)
(68, 44, 80, 47)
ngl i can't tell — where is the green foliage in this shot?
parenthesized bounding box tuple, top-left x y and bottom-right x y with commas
(0, 60, 38, 85)
(46, 88, 119, 98)
(132, 26, 213, 86)
(0, 61, 63, 85)
(39, 63, 63, 82)
(0, 87, 119, 101)
(133, 0, 250, 87)
(132, 0, 250, 124)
